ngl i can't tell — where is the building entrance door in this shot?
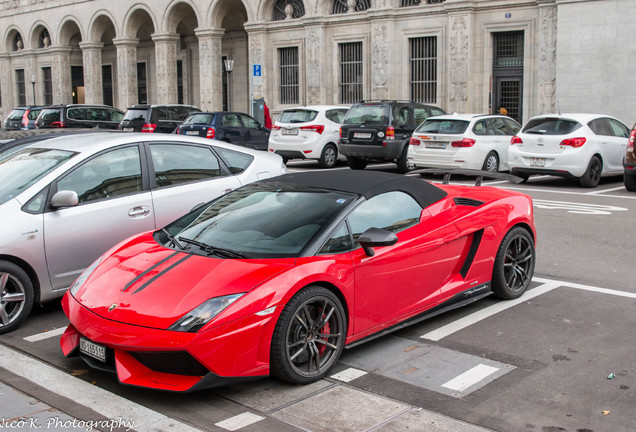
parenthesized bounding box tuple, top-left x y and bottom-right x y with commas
(492, 31, 524, 123)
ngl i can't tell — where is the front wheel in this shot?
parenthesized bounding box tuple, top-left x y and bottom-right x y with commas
(492, 227, 535, 300)
(346, 156, 367, 170)
(270, 286, 346, 384)
(318, 144, 338, 169)
(0, 260, 34, 334)
(579, 156, 602, 188)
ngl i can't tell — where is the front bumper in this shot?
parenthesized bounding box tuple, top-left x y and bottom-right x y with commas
(61, 293, 274, 392)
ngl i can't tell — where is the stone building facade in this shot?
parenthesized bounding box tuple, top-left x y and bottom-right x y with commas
(0, 0, 634, 125)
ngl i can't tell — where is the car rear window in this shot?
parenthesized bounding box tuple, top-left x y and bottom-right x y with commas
(122, 109, 150, 122)
(342, 105, 390, 125)
(415, 119, 469, 134)
(277, 109, 318, 124)
(325, 109, 348, 124)
(522, 118, 581, 135)
(183, 113, 215, 125)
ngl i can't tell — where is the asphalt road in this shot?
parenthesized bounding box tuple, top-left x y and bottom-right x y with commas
(1, 160, 634, 432)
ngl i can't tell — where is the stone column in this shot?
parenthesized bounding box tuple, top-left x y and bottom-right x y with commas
(248, 31, 265, 101)
(114, 37, 139, 109)
(79, 41, 104, 104)
(371, 20, 392, 100)
(50, 47, 73, 105)
(538, 2, 557, 115)
(448, 14, 470, 113)
(0, 53, 11, 110)
(305, 26, 324, 105)
(196, 28, 224, 111)
(152, 33, 179, 104)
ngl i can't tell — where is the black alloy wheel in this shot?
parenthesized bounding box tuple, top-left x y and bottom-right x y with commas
(492, 227, 535, 300)
(579, 156, 602, 188)
(0, 260, 34, 334)
(271, 286, 346, 384)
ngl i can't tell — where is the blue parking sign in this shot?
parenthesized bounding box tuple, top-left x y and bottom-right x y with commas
(253, 64, 262, 77)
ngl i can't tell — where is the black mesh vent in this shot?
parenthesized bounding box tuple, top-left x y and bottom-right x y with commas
(454, 197, 485, 207)
(129, 351, 209, 377)
(460, 229, 483, 278)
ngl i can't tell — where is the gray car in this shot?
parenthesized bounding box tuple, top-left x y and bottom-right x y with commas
(0, 132, 287, 333)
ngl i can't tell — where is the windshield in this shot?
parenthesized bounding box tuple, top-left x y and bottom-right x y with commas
(343, 105, 390, 125)
(161, 183, 355, 258)
(277, 109, 318, 124)
(0, 148, 76, 205)
(183, 113, 214, 125)
(415, 119, 469, 134)
(122, 109, 150, 122)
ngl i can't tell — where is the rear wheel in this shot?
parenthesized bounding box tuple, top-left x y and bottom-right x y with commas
(492, 227, 535, 300)
(0, 261, 34, 334)
(624, 172, 636, 192)
(346, 156, 367, 170)
(579, 156, 602, 188)
(318, 144, 338, 169)
(270, 286, 346, 384)
(396, 145, 412, 173)
(482, 151, 500, 172)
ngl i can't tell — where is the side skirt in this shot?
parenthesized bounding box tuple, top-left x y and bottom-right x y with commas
(345, 282, 492, 349)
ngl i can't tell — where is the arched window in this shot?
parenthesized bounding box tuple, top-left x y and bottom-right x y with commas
(38, 29, 51, 48)
(273, 0, 305, 21)
(400, 0, 420, 6)
(12, 33, 24, 51)
(332, 0, 371, 14)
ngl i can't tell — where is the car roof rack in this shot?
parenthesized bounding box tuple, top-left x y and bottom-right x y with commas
(413, 168, 525, 186)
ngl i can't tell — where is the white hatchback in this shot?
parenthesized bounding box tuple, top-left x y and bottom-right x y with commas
(268, 105, 349, 168)
(508, 113, 629, 187)
(407, 114, 521, 172)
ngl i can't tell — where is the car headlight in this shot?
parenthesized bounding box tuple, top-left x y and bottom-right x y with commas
(168, 293, 244, 332)
(69, 255, 103, 297)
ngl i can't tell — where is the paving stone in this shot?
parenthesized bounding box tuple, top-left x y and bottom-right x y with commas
(375, 408, 492, 432)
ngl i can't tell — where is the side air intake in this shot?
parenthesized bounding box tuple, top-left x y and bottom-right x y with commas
(460, 229, 484, 278)
(454, 197, 485, 207)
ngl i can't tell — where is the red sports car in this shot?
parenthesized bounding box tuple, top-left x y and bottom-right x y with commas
(61, 170, 536, 392)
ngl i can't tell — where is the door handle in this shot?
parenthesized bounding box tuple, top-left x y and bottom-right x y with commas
(128, 206, 151, 218)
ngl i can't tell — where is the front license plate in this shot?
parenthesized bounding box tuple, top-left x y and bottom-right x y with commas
(282, 129, 298, 136)
(353, 132, 372, 139)
(530, 157, 546, 167)
(79, 337, 106, 362)
(424, 141, 447, 149)
(185, 130, 199, 136)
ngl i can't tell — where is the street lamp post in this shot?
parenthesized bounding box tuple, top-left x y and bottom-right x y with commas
(224, 59, 234, 111)
(31, 75, 36, 105)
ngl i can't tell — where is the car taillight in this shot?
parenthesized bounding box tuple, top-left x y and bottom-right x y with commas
(409, 137, 420, 146)
(21, 111, 30, 127)
(386, 126, 395, 140)
(339, 127, 343, 138)
(141, 123, 157, 133)
(206, 127, 215, 139)
(300, 125, 324, 134)
(628, 130, 635, 150)
(271, 125, 281, 131)
(451, 138, 476, 147)
(51, 121, 65, 128)
(510, 136, 523, 145)
(560, 137, 586, 148)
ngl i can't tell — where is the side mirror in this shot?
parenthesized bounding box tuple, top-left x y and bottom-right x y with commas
(358, 227, 398, 257)
(50, 190, 79, 209)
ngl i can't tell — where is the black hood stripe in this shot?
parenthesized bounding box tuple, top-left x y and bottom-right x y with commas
(122, 251, 181, 292)
(132, 254, 193, 295)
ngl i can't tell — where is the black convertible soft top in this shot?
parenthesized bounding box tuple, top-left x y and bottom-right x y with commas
(263, 170, 448, 209)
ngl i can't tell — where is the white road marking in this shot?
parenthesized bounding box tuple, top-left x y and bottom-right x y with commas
(533, 276, 636, 299)
(214, 412, 265, 431)
(585, 185, 629, 195)
(0, 344, 203, 432)
(494, 185, 636, 200)
(330, 367, 368, 382)
(421, 281, 561, 341)
(532, 199, 627, 215)
(23, 326, 67, 342)
(441, 364, 500, 392)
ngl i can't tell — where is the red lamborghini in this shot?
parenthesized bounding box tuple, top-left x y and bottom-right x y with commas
(61, 170, 536, 392)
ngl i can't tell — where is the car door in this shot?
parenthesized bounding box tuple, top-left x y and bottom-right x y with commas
(239, 114, 269, 151)
(588, 118, 627, 172)
(606, 118, 630, 172)
(44, 144, 153, 289)
(346, 192, 462, 335)
(220, 114, 247, 144)
(146, 142, 242, 227)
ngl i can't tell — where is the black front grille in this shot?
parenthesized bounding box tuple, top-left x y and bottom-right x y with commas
(129, 351, 209, 377)
(460, 229, 483, 278)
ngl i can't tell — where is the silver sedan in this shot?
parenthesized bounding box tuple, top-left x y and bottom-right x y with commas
(0, 132, 287, 333)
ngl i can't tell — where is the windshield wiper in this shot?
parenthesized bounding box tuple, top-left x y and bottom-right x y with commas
(161, 228, 184, 250)
(178, 237, 248, 259)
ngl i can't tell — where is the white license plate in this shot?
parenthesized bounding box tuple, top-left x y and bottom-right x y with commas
(424, 141, 447, 149)
(80, 337, 106, 362)
(123, 127, 134, 132)
(185, 130, 199, 136)
(282, 129, 298, 136)
(530, 157, 546, 167)
(353, 132, 373, 139)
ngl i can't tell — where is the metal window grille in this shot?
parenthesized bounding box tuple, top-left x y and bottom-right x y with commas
(102, 65, 113, 106)
(339, 42, 363, 104)
(177, 60, 183, 104)
(494, 32, 524, 67)
(279, 47, 299, 104)
(137, 62, 147, 104)
(222, 56, 228, 111)
(42, 67, 53, 105)
(332, 0, 371, 14)
(273, 0, 305, 20)
(400, 0, 421, 6)
(410, 37, 437, 103)
(16, 69, 26, 106)
(499, 79, 520, 122)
